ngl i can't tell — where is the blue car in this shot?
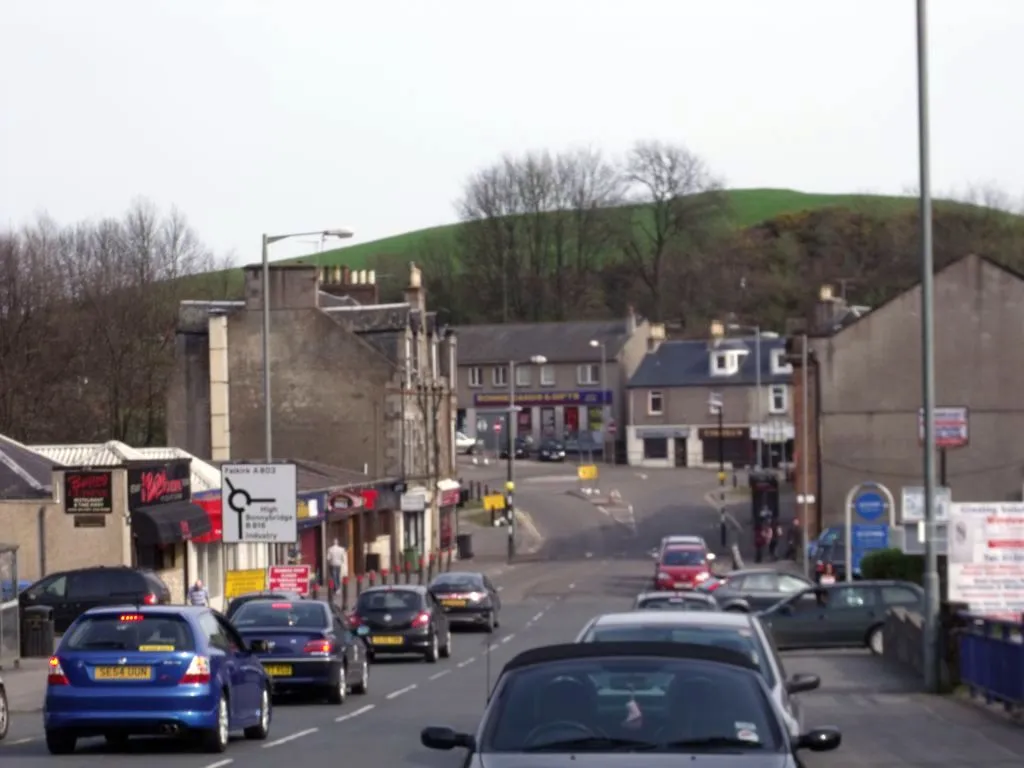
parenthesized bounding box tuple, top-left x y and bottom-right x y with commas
(44, 605, 272, 755)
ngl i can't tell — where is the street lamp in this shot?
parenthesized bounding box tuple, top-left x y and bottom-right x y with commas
(262, 228, 354, 461)
(727, 323, 764, 468)
(589, 339, 609, 464)
(506, 354, 547, 562)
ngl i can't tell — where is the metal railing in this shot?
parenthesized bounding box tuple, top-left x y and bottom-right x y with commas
(958, 614, 1024, 709)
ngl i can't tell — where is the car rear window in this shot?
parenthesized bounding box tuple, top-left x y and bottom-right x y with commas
(232, 601, 326, 628)
(638, 597, 714, 611)
(65, 613, 196, 651)
(661, 548, 705, 566)
(432, 574, 483, 590)
(357, 590, 423, 611)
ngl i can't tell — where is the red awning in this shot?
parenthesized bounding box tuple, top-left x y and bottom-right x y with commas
(192, 497, 222, 543)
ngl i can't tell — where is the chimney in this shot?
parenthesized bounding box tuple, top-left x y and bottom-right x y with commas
(405, 262, 425, 312)
(342, 266, 351, 284)
(626, 305, 638, 335)
(244, 264, 320, 311)
(319, 266, 329, 284)
(813, 284, 847, 334)
(647, 323, 666, 353)
(332, 265, 342, 284)
(368, 270, 376, 284)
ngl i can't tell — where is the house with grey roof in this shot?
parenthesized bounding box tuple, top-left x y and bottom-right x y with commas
(625, 321, 793, 469)
(452, 309, 651, 455)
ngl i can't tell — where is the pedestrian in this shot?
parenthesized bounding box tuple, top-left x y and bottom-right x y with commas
(754, 524, 767, 563)
(786, 517, 801, 560)
(187, 579, 209, 606)
(769, 520, 782, 560)
(326, 538, 348, 593)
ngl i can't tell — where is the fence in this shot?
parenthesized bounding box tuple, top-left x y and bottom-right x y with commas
(958, 614, 1024, 710)
(0, 544, 20, 662)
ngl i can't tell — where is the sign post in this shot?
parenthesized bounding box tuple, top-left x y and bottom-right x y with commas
(844, 482, 896, 582)
(918, 406, 968, 485)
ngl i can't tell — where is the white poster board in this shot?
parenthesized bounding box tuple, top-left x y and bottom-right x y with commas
(900, 486, 951, 523)
(947, 502, 1024, 618)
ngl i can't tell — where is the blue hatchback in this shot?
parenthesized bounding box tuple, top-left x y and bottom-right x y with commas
(44, 605, 273, 755)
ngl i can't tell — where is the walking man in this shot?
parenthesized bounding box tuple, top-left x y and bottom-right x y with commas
(326, 539, 348, 593)
(187, 579, 209, 606)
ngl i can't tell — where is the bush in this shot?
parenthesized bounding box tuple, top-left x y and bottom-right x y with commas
(859, 548, 947, 593)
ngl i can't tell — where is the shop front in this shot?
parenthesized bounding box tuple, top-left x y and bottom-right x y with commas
(627, 426, 690, 468)
(399, 488, 428, 564)
(698, 426, 752, 468)
(437, 479, 461, 551)
(468, 390, 613, 448)
(295, 493, 327, 581)
(126, 459, 212, 601)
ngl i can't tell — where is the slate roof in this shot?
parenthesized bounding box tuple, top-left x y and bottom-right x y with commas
(628, 338, 792, 389)
(453, 320, 633, 366)
(0, 435, 54, 500)
(29, 442, 222, 492)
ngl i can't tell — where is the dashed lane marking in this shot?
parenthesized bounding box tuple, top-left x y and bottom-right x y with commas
(457, 657, 475, 668)
(202, 760, 234, 768)
(531, 612, 544, 622)
(488, 643, 500, 651)
(429, 669, 451, 681)
(336, 704, 375, 723)
(263, 727, 318, 748)
(386, 683, 417, 700)
(6, 738, 34, 746)
(569, 583, 576, 589)
(501, 634, 514, 643)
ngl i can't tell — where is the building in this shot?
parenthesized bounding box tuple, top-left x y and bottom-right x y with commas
(626, 322, 793, 468)
(167, 261, 458, 563)
(790, 254, 1024, 534)
(453, 310, 651, 455)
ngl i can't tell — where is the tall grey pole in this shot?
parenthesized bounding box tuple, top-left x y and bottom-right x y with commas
(600, 342, 608, 464)
(506, 361, 517, 560)
(800, 334, 811, 578)
(754, 327, 763, 468)
(261, 233, 272, 462)
(917, 0, 940, 693)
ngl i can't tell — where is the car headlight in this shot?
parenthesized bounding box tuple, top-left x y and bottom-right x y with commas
(694, 572, 709, 582)
(657, 572, 671, 582)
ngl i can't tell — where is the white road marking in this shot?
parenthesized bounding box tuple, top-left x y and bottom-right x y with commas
(501, 634, 514, 643)
(201, 760, 233, 768)
(335, 704, 375, 723)
(636, 473, 648, 480)
(386, 683, 417, 699)
(429, 669, 451, 681)
(569, 583, 576, 589)
(595, 505, 612, 517)
(6, 738, 34, 746)
(488, 643, 500, 651)
(497, 585, 504, 592)
(263, 728, 318, 748)
(531, 612, 544, 622)
(457, 657, 476, 668)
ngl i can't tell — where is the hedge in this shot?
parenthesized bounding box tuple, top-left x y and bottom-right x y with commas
(859, 548, 947, 594)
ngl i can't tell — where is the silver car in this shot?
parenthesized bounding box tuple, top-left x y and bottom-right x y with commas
(574, 611, 820, 738)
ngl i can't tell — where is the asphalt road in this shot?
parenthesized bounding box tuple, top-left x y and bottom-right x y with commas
(4, 463, 1022, 766)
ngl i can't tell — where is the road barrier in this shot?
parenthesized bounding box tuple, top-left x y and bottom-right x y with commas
(958, 614, 1024, 710)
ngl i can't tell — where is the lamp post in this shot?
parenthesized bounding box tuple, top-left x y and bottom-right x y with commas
(710, 393, 726, 547)
(727, 323, 763, 468)
(506, 354, 548, 562)
(589, 339, 609, 463)
(261, 228, 353, 462)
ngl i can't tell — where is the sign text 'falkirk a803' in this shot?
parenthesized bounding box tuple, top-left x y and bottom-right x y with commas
(221, 462, 298, 544)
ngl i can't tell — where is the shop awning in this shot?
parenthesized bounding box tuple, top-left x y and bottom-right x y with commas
(132, 502, 212, 546)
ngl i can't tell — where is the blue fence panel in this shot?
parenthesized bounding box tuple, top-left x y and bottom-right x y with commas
(958, 614, 1024, 708)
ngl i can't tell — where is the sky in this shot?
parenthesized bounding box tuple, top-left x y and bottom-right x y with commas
(3, 1, 1023, 263)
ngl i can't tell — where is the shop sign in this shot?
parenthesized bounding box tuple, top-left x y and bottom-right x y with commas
(473, 390, 612, 408)
(329, 491, 364, 512)
(698, 427, 749, 440)
(439, 487, 461, 507)
(64, 470, 114, 515)
(401, 492, 427, 512)
(127, 460, 191, 509)
(359, 488, 379, 510)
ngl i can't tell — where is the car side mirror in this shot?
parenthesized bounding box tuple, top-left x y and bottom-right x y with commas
(249, 639, 270, 653)
(421, 726, 475, 751)
(796, 727, 841, 752)
(785, 673, 821, 694)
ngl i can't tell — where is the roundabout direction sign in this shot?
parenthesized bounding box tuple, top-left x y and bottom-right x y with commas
(843, 481, 896, 583)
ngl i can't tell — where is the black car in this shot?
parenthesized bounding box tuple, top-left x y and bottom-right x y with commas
(19, 566, 172, 633)
(537, 439, 566, 462)
(225, 591, 304, 620)
(632, 590, 720, 611)
(428, 571, 502, 631)
(231, 598, 369, 703)
(499, 437, 530, 460)
(350, 585, 452, 662)
(698, 568, 813, 612)
(0, 671, 8, 741)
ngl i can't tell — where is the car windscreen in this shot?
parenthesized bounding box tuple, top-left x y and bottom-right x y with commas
(661, 549, 705, 566)
(482, 656, 781, 753)
(431, 574, 483, 591)
(64, 613, 196, 651)
(541, 441, 564, 450)
(637, 597, 715, 611)
(581, 625, 774, 687)
(356, 590, 422, 611)
(231, 601, 326, 628)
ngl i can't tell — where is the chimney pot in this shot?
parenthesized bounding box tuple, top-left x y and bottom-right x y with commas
(409, 262, 422, 289)
(368, 269, 376, 285)
(332, 265, 342, 284)
(709, 320, 725, 338)
(819, 284, 834, 301)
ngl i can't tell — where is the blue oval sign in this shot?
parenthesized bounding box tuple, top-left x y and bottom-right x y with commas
(854, 490, 886, 521)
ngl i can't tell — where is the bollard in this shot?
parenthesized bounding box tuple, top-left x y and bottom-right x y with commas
(355, 574, 364, 598)
(341, 576, 350, 609)
(445, 547, 453, 570)
(404, 560, 412, 584)
(381, 568, 389, 585)
(368, 571, 377, 588)
(427, 552, 436, 581)
(418, 557, 426, 585)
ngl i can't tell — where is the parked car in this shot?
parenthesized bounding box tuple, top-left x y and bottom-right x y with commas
(574, 611, 820, 739)
(759, 580, 924, 654)
(0, 670, 8, 740)
(231, 598, 368, 703)
(348, 585, 452, 662)
(427, 571, 502, 631)
(698, 568, 813, 612)
(537, 439, 566, 462)
(499, 436, 530, 459)
(43, 605, 272, 754)
(632, 590, 720, 611)
(20, 566, 172, 633)
(455, 431, 481, 455)
(420, 641, 840, 762)
(224, 591, 305, 621)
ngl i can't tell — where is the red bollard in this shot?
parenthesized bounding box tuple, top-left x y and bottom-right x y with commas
(418, 557, 426, 584)
(427, 552, 436, 581)
(381, 568, 390, 585)
(404, 560, 412, 584)
(368, 571, 377, 587)
(341, 576, 350, 609)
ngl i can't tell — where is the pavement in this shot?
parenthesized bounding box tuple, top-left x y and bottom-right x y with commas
(2, 461, 1022, 764)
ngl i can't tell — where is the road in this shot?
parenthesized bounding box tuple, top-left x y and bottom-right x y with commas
(3, 462, 1022, 765)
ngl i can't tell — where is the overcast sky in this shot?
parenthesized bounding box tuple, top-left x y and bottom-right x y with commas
(2, 1, 1021, 262)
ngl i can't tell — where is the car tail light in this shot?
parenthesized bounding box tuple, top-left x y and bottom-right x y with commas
(303, 639, 333, 654)
(142, 593, 158, 605)
(347, 613, 362, 627)
(815, 561, 825, 573)
(411, 611, 431, 628)
(181, 655, 212, 684)
(47, 656, 69, 686)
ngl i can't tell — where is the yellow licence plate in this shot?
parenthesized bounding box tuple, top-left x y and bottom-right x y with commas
(263, 664, 293, 677)
(441, 599, 467, 608)
(371, 635, 403, 646)
(95, 666, 152, 681)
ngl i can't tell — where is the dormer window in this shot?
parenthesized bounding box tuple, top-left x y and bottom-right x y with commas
(771, 349, 793, 375)
(714, 353, 728, 371)
(711, 351, 739, 376)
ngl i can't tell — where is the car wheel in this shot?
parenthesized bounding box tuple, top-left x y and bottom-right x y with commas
(244, 685, 271, 739)
(45, 730, 77, 755)
(424, 632, 439, 663)
(201, 691, 230, 753)
(0, 685, 8, 740)
(867, 625, 884, 655)
(327, 664, 348, 704)
(352, 657, 369, 694)
(440, 628, 452, 658)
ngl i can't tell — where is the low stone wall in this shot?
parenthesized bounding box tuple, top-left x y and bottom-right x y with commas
(882, 605, 968, 691)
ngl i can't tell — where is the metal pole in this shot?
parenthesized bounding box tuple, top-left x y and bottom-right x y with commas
(754, 327, 763, 468)
(917, 0, 940, 693)
(261, 233, 272, 462)
(506, 361, 516, 562)
(718, 404, 726, 548)
(600, 343, 608, 464)
(800, 334, 811, 578)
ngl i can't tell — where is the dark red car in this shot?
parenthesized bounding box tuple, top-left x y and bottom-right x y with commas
(654, 545, 712, 591)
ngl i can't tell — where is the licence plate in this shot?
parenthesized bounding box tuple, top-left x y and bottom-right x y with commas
(263, 664, 293, 676)
(441, 599, 467, 608)
(371, 635, 403, 646)
(95, 666, 152, 681)
(674, 583, 691, 589)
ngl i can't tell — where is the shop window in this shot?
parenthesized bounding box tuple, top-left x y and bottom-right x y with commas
(137, 544, 175, 571)
(643, 437, 669, 460)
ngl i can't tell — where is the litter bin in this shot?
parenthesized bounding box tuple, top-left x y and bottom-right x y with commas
(364, 553, 381, 574)
(21, 605, 55, 658)
(456, 533, 474, 560)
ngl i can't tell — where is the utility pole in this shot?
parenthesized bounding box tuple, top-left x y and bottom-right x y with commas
(506, 360, 516, 563)
(800, 334, 811, 578)
(711, 392, 726, 548)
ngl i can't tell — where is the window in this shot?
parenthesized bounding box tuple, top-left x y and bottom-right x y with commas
(769, 385, 787, 413)
(648, 390, 663, 415)
(711, 351, 738, 376)
(468, 367, 482, 387)
(881, 586, 922, 606)
(643, 437, 668, 460)
(577, 363, 599, 385)
(69, 569, 129, 599)
(492, 366, 508, 387)
(65, 614, 196, 651)
(199, 612, 234, 652)
(771, 349, 793, 375)
(778, 574, 809, 593)
(714, 352, 728, 370)
(741, 573, 779, 591)
(515, 365, 531, 387)
(825, 586, 877, 609)
(539, 365, 555, 386)
(233, 601, 328, 629)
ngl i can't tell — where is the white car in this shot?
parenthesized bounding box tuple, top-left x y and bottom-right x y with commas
(455, 431, 481, 454)
(574, 610, 820, 738)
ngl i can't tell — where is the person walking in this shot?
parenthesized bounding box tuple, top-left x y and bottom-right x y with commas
(187, 579, 209, 606)
(326, 539, 348, 593)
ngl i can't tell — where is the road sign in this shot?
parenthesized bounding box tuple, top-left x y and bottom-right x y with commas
(608, 420, 617, 434)
(493, 422, 502, 432)
(268, 564, 311, 596)
(709, 392, 722, 414)
(221, 463, 298, 544)
(900, 486, 951, 524)
(853, 489, 886, 521)
(850, 524, 889, 572)
(577, 464, 599, 481)
(476, 418, 487, 432)
(918, 406, 968, 448)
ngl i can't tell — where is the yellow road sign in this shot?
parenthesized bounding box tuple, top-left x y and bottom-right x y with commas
(577, 464, 599, 481)
(225, 568, 266, 598)
(483, 493, 506, 512)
